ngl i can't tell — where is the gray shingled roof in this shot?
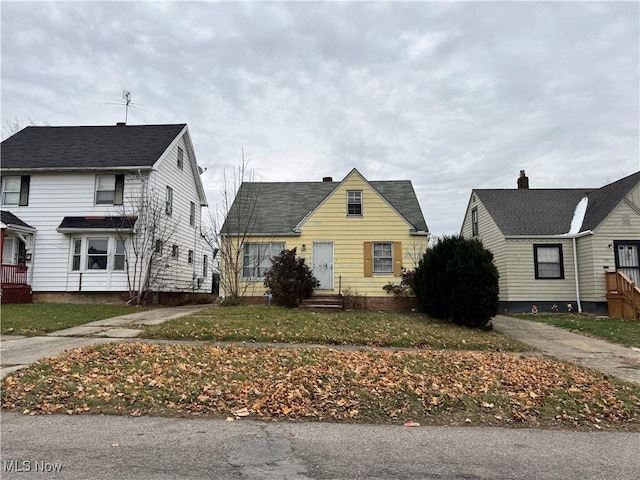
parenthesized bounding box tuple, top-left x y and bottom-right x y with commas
(474, 171, 639, 236)
(1, 124, 186, 170)
(222, 180, 428, 235)
(1, 211, 34, 230)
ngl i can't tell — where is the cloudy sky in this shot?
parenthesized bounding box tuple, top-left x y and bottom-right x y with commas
(2, 1, 639, 236)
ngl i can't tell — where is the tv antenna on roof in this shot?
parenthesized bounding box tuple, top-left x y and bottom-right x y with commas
(122, 90, 131, 123)
(103, 90, 146, 124)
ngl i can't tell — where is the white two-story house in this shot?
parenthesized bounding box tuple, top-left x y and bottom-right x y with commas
(0, 123, 212, 304)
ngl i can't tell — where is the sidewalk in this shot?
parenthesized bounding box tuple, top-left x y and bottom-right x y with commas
(0, 304, 213, 378)
(493, 315, 640, 385)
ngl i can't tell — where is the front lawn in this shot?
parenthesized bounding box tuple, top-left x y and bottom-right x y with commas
(0, 303, 152, 336)
(515, 314, 640, 348)
(3, 342, 639, 430)
(141, 306, 529, 351)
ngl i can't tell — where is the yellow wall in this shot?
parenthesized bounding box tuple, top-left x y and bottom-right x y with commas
(221, 171, 428, 298)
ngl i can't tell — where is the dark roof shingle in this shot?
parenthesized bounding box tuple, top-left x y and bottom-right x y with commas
(1, 211, 34, 230)
(1, 124, 186, 170)
(474, 171, 639, 236)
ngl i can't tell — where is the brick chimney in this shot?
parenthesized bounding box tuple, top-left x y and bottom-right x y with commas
(517, 170, 529, 189)
(116, 122, 126, 127)
(322, 176, 333, 182)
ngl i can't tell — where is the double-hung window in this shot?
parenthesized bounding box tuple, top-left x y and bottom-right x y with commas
(471, 207, 479, 236)
(203, 255, 208, 277)
(373, 242, 393, 274)
(190, 202, 196, 227)
(166, 186, 173, 215)
(177, 147, 184, 170)
(95, 175, 124, 205)
(243, 242, 285, 279)
(347, 190, 362, 216)
(1, 175, 30, 206)
(533, 244, 564, 279)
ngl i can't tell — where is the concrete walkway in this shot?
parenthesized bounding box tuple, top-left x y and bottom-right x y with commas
(0, 304, 213, 378)
(493, 315, 640, 385)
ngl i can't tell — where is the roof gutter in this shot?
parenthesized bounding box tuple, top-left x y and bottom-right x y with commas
(0, 166, 154, 173)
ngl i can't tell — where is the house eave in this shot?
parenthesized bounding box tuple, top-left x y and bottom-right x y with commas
(1, 166, 154, 174)
(57, 228, 135, 234)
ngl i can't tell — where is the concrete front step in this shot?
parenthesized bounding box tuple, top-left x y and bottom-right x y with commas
(301, 295, 344, 310)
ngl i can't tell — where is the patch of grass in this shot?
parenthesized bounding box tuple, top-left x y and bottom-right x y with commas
(141, 306, 529, 352)
(0, 303, 152, 336)
(3, 342, 639, 430)
(515, 314, 640, 348)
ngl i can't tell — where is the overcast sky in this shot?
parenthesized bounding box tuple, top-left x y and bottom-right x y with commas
(2, 1, 639, 236)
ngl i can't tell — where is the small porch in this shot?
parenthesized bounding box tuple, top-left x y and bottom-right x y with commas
(1, 264, 32, 304)
(606, 271, 640, 320)
(1, 211, 35, 304)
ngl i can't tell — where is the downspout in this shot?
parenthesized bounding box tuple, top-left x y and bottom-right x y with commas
(572, 236, 581, 314)
(569, 230, 593, 314)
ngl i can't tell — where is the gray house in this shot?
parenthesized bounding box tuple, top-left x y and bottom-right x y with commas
(460, 170, 640, 316)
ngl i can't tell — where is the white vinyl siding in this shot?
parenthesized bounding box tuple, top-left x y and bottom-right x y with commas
(1, 131, 212, 294)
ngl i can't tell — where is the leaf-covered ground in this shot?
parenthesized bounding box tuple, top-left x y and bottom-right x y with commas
(141, 307, 529, 351)
(3, 342, 639, 431)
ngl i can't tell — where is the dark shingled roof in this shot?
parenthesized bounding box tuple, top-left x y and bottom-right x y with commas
(223, 180, 429, 235)
(57, 216, 137, 231)
(474, 171, 639, 235)
(1, 124, 186, 170)
(1, 211, 34, 230)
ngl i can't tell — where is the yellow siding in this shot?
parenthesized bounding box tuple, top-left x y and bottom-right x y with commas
(222, 171, 428, 298)
(461, 194, 508, 300)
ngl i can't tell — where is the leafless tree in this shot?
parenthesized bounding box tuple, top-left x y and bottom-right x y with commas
(111, 175, 179, 305)
(211, 151, 267, 305)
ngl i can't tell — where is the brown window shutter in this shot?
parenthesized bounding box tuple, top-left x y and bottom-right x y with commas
(114, 175, 125, 205)
(19, 176, 30, 206)
(393, 241, 403, 276)
(363, 242, 373, 277)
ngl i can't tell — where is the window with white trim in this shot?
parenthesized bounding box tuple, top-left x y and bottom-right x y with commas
(95, 175, 124, 205)
(533, 244, 564, 279)
(347, 190, 362, 216)
(203, 255, 208, 277)
(177, 147, 184, 170)
(373, 242, 393, 273)
(1, 175, 30, 206)
(70, 236, 126, 272)
(188, 249, 194, 264)
(190, 202, 196, 226)
(166, 186, 173, 215)
(242, 242, 285, 279)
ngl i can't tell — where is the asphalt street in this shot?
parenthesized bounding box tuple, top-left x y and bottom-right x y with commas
(1, 412, 639, 479)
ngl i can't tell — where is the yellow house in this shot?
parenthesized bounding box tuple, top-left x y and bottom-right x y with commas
(220, 168, 429, 309)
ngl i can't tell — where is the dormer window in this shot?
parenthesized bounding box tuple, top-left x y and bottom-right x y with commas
(347, 190, 362, 216)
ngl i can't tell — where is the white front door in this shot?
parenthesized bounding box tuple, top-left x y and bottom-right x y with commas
(2, 237, 16, 265)
(313, 242, 334, 290)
